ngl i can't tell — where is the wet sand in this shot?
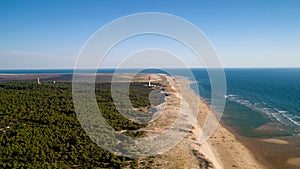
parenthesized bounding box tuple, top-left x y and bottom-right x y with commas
(238, 135, 300, 169)
(220, 118, 300, 169)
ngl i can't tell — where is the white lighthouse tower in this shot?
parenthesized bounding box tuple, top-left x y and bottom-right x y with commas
(148, 75, 151, 87)
(37, 78, 41, 85)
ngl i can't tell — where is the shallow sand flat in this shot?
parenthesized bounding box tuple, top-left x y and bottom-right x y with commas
(287, 158, 300, 167)
(241, 136, 300, 169)
(261, 138, 289, 145)
(254, 122, 284, 135)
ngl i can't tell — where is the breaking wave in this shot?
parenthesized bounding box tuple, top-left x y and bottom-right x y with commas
(225, 94, 300, 135)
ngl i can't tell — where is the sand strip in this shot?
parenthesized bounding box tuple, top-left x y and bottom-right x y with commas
(261, 138, 289, 145)
(138, 74, 265, 169)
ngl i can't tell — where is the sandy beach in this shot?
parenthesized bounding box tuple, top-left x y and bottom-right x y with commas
(134, 74, 266, 169)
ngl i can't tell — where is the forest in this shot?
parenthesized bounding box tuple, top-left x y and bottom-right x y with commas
(0, 81, 164, 168)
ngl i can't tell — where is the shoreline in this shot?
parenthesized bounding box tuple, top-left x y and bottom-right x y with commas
(169, 75, 266, 169)
(180, 74, 300, 169)
(143, 74, 265, 169)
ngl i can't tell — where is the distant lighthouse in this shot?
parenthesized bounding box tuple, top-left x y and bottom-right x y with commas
(148, 75, 151, 87)
(37, 78, 41, 85)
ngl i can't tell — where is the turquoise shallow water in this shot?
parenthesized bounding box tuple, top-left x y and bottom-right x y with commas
(1, 68, 300, 137)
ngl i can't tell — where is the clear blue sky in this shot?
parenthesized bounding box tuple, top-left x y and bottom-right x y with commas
(0, 0, 300, 68)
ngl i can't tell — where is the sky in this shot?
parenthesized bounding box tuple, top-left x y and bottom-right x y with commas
(0, 0, 300, 69)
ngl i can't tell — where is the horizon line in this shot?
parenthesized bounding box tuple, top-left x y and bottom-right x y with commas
(0, 67, 300, 70)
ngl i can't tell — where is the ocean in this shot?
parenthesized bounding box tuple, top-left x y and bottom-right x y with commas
(1, 68, 300, 138)
(190, 68, 300, 137)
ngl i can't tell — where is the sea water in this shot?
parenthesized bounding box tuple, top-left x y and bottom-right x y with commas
(189, 68, 300, 137)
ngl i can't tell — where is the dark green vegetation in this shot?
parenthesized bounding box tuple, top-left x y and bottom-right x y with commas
(0, 81, 163, 168)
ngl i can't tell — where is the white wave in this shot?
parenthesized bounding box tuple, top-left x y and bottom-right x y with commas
(289, 118, 300, 126)
(273, 108, 288, 114)
(280, 112, 300, 127)
(270, 113, 288, 125)
(226, 95, 300, 129)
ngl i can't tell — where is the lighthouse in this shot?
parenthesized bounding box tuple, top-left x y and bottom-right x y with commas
(148, 75, 151, 87)
(37, 78, 41, 85)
